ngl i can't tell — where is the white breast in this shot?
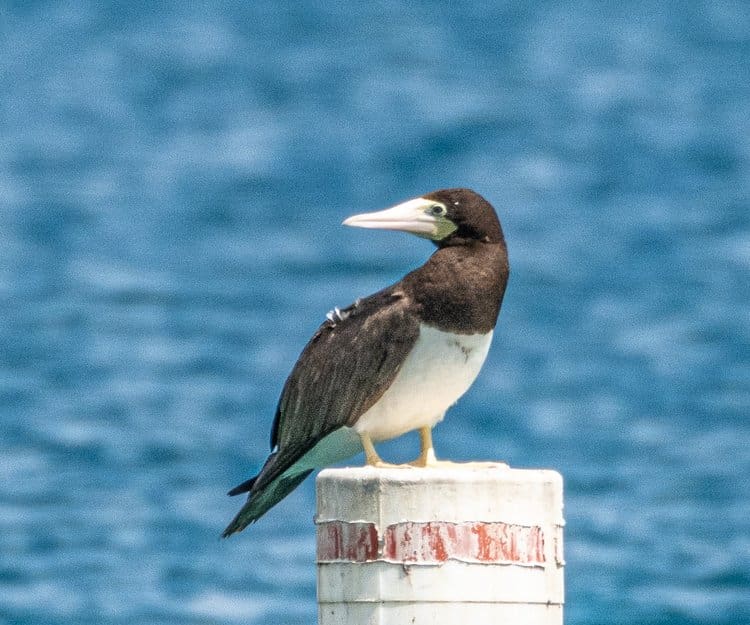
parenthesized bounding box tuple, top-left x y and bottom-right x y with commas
(352, 324, 493, 442)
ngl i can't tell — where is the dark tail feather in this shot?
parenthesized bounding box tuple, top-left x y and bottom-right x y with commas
(227, 476, 257, 496)
(221, 469, 313, 538)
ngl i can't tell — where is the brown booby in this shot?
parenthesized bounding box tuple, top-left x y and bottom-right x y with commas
(223, 188, 509, 537)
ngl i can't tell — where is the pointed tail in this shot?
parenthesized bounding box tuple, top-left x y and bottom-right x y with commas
(222, 469, 313, 538)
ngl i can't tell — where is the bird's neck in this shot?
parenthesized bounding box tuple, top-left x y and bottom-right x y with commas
(403, 242, 509, 334)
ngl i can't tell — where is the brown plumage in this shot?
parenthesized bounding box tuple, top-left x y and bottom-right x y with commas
(223, 188, 509, 537)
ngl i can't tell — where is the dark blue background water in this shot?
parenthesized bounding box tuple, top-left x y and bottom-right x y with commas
(2, 2, 749, 624)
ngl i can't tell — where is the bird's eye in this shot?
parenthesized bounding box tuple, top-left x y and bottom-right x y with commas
(429, 204, 446, 216)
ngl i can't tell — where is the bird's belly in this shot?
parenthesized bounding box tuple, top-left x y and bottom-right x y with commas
(352, 324, 493, 442)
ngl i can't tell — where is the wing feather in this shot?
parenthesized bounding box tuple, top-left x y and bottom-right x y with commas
(257, 289, 420, 490)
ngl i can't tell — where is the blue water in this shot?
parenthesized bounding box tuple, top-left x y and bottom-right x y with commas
(2, 2, 749, 624)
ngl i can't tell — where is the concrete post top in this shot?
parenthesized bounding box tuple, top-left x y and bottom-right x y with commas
(316, 464, 564, 528)
(316, 463, 565, 624)
(318, 463, 562, 486)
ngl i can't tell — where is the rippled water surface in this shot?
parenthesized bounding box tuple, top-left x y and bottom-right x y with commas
(1, 2, 749, 624)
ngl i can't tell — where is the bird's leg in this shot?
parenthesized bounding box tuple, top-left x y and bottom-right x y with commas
(411, 426, 460, 467)
(361, 433, 383, 466)
(411, 425, 502, 468)
(361, 433, 411, 468)
(410, 426, 439, 467)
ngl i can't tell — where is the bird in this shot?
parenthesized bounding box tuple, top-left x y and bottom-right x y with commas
(222, 187, 509, 537)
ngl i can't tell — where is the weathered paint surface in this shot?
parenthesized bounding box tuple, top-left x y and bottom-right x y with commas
(316, 467, 564, 624)
(317, 521, 379, 562)
(317, 520, 546, 565)
(385, 521, 546, 565)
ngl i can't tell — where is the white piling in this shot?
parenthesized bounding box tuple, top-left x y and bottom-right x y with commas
(316, 465, 564, 625)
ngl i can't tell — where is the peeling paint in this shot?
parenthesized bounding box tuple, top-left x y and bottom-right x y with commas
(317, 521, 378, 562)
(318, 520, 547, 565)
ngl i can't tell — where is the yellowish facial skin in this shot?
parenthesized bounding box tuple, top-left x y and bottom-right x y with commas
(430, 211, 458, 240)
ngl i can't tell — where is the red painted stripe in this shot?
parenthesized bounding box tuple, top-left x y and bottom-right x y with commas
(384, 522, 545, 564)
(316, 521, 379, 562)
(317, 520, 545, 564)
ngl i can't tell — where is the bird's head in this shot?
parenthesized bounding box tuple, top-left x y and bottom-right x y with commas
(343, 188, 504, 248)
